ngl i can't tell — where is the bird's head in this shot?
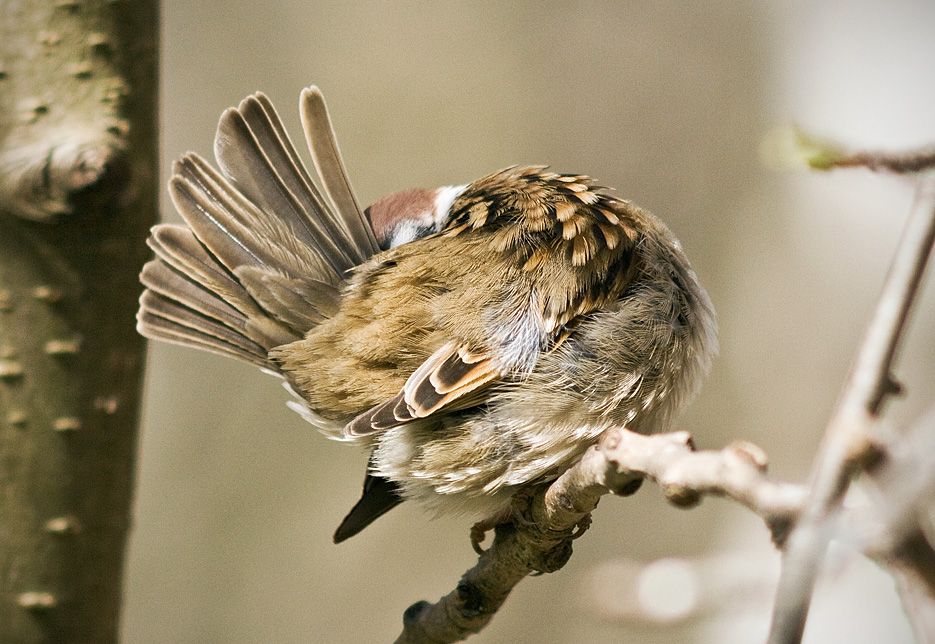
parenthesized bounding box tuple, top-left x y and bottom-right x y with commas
(365, 185, 466, 250)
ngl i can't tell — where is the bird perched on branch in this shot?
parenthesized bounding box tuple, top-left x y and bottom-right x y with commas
(138, 86, 717, 544)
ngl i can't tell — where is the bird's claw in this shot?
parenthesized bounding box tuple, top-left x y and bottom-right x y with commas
(570, 512, 592, 539)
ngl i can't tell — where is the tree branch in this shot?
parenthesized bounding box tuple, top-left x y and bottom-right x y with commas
(857, 406, 935, 642)
(395, 427, 808, 643)
(0, 0, 133, 221)
(764, 128, 935, 174)
(767, 173, 935, 644)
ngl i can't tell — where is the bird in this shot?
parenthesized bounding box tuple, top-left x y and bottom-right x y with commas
(137, 86, 717, 544)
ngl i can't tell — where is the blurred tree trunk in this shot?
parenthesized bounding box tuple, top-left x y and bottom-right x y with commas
(0, 1, 158, 642)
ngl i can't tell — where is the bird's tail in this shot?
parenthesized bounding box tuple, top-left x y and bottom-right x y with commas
(137, 87, 382, 371)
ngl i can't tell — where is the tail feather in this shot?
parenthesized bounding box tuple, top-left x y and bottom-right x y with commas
(138, 300, 269, 368)
(234, 266, 339, 330)
(140, 256, 294, 364)
(215, 93, 369, 275)
(139, 290, 270, 361)
(247, 92, 379, 262)
(146, 224, 295, 346)
(138, 87, 375, 373)
(299, 87, 382, 261)
(169, 156, 339, 286)
(147, 223, 240, 290)
(141, 259, 254, 335)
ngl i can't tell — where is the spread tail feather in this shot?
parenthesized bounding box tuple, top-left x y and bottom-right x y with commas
(137, 87, 375, 370)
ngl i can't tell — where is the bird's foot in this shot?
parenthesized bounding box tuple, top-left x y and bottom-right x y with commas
(469, 487, 542, 554)
(470, 509, 512, 555)
(570, 512, 592, 539)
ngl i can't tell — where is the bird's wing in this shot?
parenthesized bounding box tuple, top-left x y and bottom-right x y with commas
(344, 342, 501, 436)
(342, 168, 644, 438)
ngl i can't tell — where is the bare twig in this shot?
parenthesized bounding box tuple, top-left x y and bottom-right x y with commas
(767, 174, 935, 644)
(860, 408, 935, 559)
(395, 428, 808, 643)
(892, 551, 935, 644)
(830, 148, 935, 174)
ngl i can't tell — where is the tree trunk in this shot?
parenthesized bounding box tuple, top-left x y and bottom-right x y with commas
(0, 1, 158, 642)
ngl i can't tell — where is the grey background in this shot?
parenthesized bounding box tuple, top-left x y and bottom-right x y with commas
(122, 1, 935, 642)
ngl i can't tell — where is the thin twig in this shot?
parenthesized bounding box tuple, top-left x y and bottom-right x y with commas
(595, 429, 807, 545)
(892, 551, 935, 644)
(767, 173, 935, 644)
(775, 128, 935, 174)
(832, 148, 935, 174)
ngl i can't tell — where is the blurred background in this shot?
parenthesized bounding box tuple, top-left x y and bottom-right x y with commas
(121, 1, 935, 642)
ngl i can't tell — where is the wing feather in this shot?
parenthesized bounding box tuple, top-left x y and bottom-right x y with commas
(344, 342, 501, 437)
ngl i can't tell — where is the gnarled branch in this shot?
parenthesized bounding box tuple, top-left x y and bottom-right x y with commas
(395, 427, 808, 644)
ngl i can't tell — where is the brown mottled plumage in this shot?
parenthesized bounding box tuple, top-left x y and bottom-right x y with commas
(138, 87, 717, 543)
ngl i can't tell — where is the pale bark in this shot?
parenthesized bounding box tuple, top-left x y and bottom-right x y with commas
(768, 172, 935, 644)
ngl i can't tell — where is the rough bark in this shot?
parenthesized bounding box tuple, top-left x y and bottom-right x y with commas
(0, 1, 158, 642)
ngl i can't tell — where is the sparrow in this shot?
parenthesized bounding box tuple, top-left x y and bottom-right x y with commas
(138, 86, 717, 544)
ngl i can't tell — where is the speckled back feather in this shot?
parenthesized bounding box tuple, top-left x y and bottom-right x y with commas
(445, 166, 642, 330)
